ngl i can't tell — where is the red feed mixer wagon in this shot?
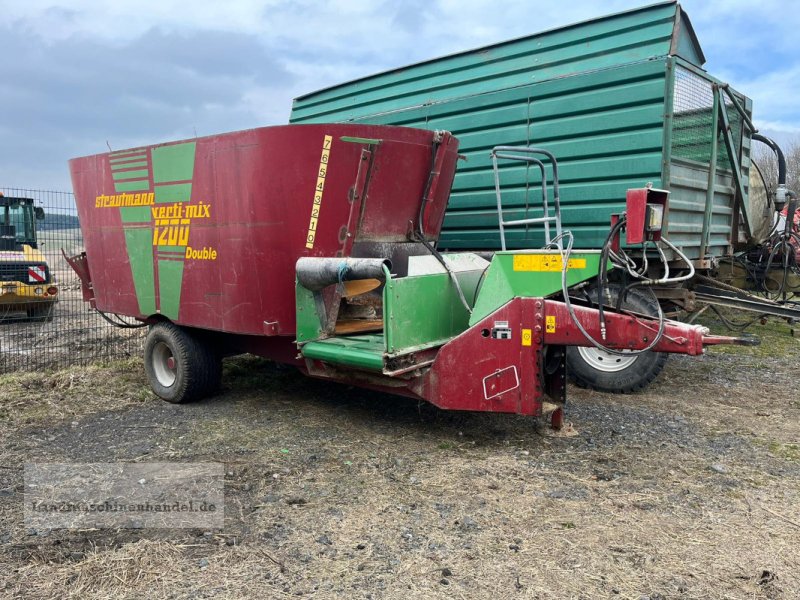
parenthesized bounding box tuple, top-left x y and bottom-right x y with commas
(67, 123, 751, 427)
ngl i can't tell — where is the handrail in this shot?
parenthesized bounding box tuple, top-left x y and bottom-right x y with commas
(490, 146, 562, 250)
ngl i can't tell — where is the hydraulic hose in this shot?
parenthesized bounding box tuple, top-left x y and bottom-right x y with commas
(97, 309, 148, 328)
(616, 236, 696, 311)
(565, 210, 698, 356)
(752, 133, 787, 187)
(558, 230, 667, 357)
(753, 133, 790, 210)
(596, 216, 628, 340)
(762, 197, 800, 300)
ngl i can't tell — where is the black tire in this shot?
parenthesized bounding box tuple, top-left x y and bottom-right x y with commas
(143, 322, 222, 403)
(565, 285, 668, 393)
(27, 302, 55, 322)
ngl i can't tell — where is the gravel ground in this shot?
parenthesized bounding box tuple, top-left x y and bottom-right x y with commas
(0, 315, 798, 599)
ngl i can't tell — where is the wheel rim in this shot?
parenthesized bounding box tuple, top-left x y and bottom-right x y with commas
(151, 341, 177, 387)
(576, 346, 639, 373)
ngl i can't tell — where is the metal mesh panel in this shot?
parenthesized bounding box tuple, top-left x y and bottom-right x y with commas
(672, 66, 743, 171)
(0, 188, 144, 372)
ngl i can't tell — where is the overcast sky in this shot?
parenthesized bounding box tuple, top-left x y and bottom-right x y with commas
(1, 0, 798, 191)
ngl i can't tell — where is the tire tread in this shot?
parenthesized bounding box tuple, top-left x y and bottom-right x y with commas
(566, 285, 669, 394)
(144, 322, 221, 403)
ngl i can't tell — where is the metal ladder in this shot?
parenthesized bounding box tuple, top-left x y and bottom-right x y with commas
(491, 146, 563, 250)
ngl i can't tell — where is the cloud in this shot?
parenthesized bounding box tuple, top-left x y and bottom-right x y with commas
(721, 63, 800, 133)
(0, 24, 295, 189)
(0, 1, 276, 41)
(0, 0, 798, 190)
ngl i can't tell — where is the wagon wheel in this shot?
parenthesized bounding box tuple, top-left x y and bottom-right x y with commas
(565, 284, 668, 393)
(144, 322, 222, 403)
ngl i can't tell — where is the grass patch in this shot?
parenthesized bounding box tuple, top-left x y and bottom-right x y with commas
(698, 308, 799, 360)
(768, 441, 800, 462)
(0, 357, 150, 427)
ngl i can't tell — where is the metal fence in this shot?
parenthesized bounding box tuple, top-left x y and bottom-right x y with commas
(0, 188, 145, 373)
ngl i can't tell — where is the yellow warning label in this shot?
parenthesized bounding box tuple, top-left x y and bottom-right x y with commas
(546, 315, 556, 334)
(512, 255, 587, 272)
(306, 135, 333, 249)
(521, 328, 532, 346)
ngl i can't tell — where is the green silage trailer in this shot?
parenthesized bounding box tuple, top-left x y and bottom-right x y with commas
(290, 1, 755, 264)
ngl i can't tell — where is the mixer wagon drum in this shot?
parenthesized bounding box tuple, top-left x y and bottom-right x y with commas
(68, 125, 753, 416)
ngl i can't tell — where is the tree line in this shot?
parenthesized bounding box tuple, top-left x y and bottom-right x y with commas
(751, 137, 800, 201)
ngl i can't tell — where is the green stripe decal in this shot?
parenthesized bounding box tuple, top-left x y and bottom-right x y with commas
(123, 226, 156, 315)
(120, 206, 152, 223)
(114, 179, 151, 192)
(114, 140, 197, 320)
(154, 182, 192, 203)
(110, 160, 148, 170)
(157, 259, 184, 320)
(112, 169, 150, 181)
(152, 142, 196, 183)
(340, 136, 383, 145)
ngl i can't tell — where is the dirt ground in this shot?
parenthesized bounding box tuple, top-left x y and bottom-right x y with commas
(0, 315, 798, 599)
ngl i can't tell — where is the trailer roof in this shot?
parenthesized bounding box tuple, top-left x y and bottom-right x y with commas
(294, 1, 704, 103)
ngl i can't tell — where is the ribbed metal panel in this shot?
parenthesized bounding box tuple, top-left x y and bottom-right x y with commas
(667, 162, 737, 257)
(667, 61, 752, 258)
(292, 2, 682, 122)
(291, 2, 751, 260)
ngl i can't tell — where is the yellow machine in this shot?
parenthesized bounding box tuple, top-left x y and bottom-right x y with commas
(0, 194, 58, 320)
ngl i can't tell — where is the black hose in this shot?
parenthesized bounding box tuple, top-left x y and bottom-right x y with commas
(709, 305, 766, 331)
(759, 198, 800, 301)
(416, 141, 439, 240)
(559, 230, 666, 357)
(97, 309, 147, 328)
(752, 133, 787, 187)
(597, 216, 628, 339)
